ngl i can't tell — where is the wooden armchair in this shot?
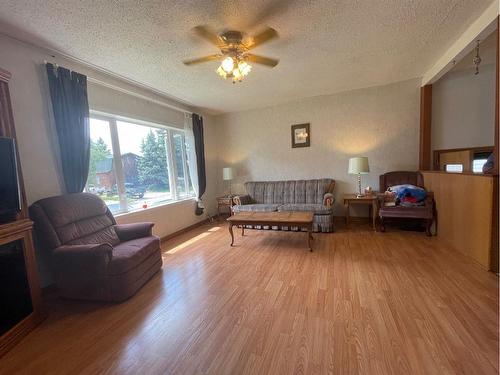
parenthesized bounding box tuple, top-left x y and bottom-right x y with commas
(378, 171, 435, 236)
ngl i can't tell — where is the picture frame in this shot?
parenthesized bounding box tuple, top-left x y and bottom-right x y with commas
(291, 123, 310, 148)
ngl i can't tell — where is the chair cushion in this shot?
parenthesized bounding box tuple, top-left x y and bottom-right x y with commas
(30, 192, 119, 248)
(278, 204, 333, 215)
(232, 204, 280, 213)
(109, 236, 160, 275)
(379, 205, 433, 219)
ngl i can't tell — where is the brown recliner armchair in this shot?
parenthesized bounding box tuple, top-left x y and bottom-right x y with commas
(30, 193, 162, 302)
(378, 171, 435, 236)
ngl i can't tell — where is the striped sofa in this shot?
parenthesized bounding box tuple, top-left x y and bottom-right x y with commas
(233, 179, 335, 232)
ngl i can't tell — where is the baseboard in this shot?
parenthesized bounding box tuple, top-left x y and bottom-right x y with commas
(160, 218, 210, 242)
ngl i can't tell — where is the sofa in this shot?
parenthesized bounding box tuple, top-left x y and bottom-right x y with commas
(30, 193, 162, 302)
(233, 179, 335, 232)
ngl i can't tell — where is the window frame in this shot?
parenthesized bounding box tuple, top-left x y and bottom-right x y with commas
(433, 146, 494, 173)
(89, 110, 195, 215)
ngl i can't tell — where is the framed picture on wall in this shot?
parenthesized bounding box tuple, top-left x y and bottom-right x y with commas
(291, 123, 310, 148)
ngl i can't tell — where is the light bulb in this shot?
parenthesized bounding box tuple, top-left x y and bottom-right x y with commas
(216, 66, 227, 78)
(238, 61, 251, 76)
(221, 57, 234, 73)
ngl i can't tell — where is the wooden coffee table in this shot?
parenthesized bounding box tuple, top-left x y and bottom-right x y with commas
(226, 211, 314, 251)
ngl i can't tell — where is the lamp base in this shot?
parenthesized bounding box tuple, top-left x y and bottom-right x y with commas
(356, 194, 365, 198)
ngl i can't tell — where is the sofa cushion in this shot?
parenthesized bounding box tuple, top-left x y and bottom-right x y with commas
(278, 204, 333, 215)
(109, 236, 160, 275)
(232, 204, 280, 213)
(245, 179, 334, 205)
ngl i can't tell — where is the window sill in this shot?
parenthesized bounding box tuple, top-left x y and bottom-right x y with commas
(114, 197, 197, 218)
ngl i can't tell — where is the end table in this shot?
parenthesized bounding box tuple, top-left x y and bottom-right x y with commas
(217, 196, 236, 220)
(343, 194, 379, 230)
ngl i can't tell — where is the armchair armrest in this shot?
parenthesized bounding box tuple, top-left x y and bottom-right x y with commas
(377, 193, 386, 205)
(114, 222, 154, 242)
(424, 191, 435, 205)
(233, 195, 252, 206)
(323, 193, 335, 207)
(53, 243, 113, 286)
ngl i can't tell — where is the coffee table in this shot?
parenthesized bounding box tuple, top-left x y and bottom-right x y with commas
(226, 211, 314, 251)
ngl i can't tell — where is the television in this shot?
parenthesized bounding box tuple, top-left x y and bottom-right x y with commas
(0, 137, 21, 222)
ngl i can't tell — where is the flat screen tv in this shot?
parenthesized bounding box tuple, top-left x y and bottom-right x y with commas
(0, 137, 21, 222)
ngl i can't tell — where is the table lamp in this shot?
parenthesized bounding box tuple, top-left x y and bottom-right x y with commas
(222, 167, 234, 196)
(348, 157, 370, 198)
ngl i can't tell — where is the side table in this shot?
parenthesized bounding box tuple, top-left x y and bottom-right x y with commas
(343, 194, 379, 230)
(217, 196, 235, 220)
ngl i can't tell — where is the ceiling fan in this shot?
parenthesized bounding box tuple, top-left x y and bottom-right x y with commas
(183, 25, 280, 83)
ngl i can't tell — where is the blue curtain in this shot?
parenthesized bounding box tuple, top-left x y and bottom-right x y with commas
(46, 63, 90, 193)
(192, 113, 206, 215)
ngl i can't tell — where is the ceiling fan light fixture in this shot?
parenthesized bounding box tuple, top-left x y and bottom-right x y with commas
(221, 56, 235, 73)
(216, 65, 228, 79)
(238, 61, 251, 75)
(216, 58, 252, 83)
(185, 25, 279, 83)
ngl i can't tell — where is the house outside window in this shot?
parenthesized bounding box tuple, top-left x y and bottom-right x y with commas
(86, 113, 195, 214)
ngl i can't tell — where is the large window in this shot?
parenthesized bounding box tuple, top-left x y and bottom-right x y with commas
(86, 114, 195, 214)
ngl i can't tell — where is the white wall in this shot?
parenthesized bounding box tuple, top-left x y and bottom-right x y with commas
(431, 30, 496, 152)
(215, 78, 421, 216)
(432, 64, 496, 151)
(0, 34, 217, 285)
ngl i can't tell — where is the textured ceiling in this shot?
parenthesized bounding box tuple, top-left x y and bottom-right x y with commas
(0, 0, 495, 114)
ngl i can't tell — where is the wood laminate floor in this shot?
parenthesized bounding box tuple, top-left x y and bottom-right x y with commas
(1, 222, 498, 374)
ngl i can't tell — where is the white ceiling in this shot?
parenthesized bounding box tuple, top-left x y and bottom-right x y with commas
(0, 0, 495, 114)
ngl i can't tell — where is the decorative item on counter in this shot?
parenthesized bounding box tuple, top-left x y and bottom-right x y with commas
(364, 186, 373, 195)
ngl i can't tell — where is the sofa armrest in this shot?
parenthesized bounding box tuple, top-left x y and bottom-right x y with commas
(233, 195, 252, 206)
(323, 193, 335, 207)
(53, 243, 113, 284)
(114, 222, 154, 242)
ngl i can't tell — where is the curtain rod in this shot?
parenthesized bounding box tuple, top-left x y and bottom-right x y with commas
(44, 60, 193, 116)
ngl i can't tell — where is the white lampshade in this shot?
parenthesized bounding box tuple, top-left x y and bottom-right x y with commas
(348, 157, 370, 174)
(222, 167, 234, 180)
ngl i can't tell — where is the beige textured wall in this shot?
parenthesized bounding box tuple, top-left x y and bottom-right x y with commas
(0, 34, 218, 285)
(215, 78, 421, 216)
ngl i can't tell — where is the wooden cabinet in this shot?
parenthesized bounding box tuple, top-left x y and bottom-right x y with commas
(422, 171, 498, 271)
(0, 68, 45, 357)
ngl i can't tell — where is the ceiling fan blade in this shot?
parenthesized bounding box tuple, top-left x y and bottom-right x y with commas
(245, 54, 279, 67)
(192, 25, 224, 47)
(246, 28, 279, 50)
(183, 54, 221, 65)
